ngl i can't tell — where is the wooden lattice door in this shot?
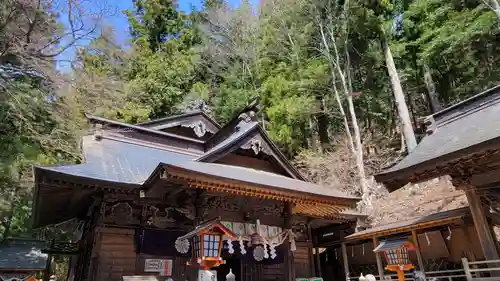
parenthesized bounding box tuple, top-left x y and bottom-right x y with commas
(242, 261, 263, 281)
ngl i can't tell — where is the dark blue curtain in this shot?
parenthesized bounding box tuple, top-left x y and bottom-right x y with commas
(134, 228, 285, 265)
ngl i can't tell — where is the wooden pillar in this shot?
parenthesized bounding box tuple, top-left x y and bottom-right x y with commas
(341, 242, 350, 280)
(284, 202, 295, 281)
(43, 239, 55, 281)
(194, 190, 206, 225)
(307, 223, 315, 277)
(314, 247, 322, 277)
(373, 237, 385, 280)
(411, 230, 425, 272)
(461, 224, 478, 262)
(464, 185, 500, 261)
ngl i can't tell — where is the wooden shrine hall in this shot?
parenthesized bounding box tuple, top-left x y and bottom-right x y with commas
(375, 85, 500, 265)
(32, 101, 363, 281)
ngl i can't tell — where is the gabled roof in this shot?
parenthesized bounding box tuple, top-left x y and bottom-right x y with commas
(373, 238, 413, 252)
(34, 101, 359, 227)
(145, 162, 358, 204)
(85, 113, 205, 144)
(177, 218, 237, 241)
(375, 85, 500, 191)
(197, 99, 307, 180)
(196, 121, 306, 180)
(37, 135, 195, 184)
(345, 207, 470, 240)
(136, 111, 221, 130)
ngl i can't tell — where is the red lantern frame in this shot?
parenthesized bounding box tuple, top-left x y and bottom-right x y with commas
(177, 218, 237, 269)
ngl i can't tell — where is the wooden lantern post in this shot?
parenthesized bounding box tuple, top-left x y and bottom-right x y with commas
(175, 217, 237, 269)
(373, 239, 416, 281)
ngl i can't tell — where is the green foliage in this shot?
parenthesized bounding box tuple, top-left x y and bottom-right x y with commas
(3, 0, 500, 250)
(391, 0, 500, 106)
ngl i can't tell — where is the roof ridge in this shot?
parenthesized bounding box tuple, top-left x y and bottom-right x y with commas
(135, 111, 221, 128)
(196, 121, 259, 161)
(205, 99, 260, 146)
(433, 84, 500, 123)
(437, 95, 500, 128)
(85, 113, 205, 144)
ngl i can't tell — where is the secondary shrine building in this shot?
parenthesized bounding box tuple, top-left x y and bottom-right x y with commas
(32, 101, 363, 281)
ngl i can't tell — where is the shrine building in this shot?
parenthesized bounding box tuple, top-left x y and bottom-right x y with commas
(32, 101, 363, 281)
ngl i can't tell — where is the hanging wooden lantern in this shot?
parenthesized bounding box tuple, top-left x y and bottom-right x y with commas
(176, 217, 237, 269)
(373, 238, 416, 281)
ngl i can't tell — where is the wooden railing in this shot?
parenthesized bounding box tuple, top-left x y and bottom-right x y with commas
(372, 268, 466, 280)
(462, 258, 500, 281)
(364, 258, 500, 280)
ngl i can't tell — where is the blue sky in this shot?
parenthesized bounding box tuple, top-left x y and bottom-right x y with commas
(57, 0, 257, 70)
(105, 0, 208, 45)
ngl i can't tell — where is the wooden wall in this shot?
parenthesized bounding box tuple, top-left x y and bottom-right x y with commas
(294, 241, 313, 278)
(262, 264, 285, 281)
(216, 153, 286, 176)
(337, 224, 486, 270)
(92, 228, 137, 281)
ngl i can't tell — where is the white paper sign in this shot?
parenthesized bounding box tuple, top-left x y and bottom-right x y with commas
(198, 270, 217, 281)
(144, 259, 172, 276)
(144, 259, 162, 272)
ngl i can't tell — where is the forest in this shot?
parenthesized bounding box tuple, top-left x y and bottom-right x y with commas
(1, 0, 500, 256)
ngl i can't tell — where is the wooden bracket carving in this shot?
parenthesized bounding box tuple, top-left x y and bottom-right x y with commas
(241, 136, 272, 155)
(150, 206, 175, 228)
(110, 202, 133, 225)
(238, 109, 258, 123)
(160, 167, 168, 180)
(181, 120, 216, 137)
(450, 175, 473, 190)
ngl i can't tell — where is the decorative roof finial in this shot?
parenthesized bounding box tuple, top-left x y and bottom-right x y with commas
(237, 98, 260, 123)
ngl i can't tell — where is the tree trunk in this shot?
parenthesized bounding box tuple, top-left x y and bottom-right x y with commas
(308, 117, 319, 152)
(317, 97, 331, 152)
(335, 53, 371, 210)
(380, 31, 417, 152)
(322, 22, 371, 210)
(423, 64, 442, 113)
(318, 25, 355, 154)
(490, 0, 500, 21)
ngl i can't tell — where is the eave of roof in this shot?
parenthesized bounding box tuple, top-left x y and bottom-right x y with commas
(136, 111, 221, 129)
(177, 218, 237, 240)
(374, 85, 500, 191)
(345, 207, 469, 241)
(145, 162, 360, 207)
(196, 121, 259, 161)
(197, 121, 307, 181)
(85, 114, 205, 144)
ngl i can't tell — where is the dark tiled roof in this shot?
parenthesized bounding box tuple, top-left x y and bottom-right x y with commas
(85, 114, 204, 144)
(136, 111, 221, 129)
(196, 121, 259, 161)
(38, 136, 194, 184)
(373, 238, 409, 252)
(376, 85, 500, 188)
(197, 120, 307, 180)
(345, 207, 469, 240)
(157, 161, 359, 201)
(0, 240, 48, 270)
(177, 218, 236, 240)
(36, 135, 356, 201)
